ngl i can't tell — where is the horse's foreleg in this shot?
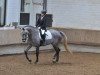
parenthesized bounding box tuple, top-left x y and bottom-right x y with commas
(24, 45, 32, 63)
(53, 53, 57, 59)
(35, 47, 39, 64)
(53, 45, 60, 63)
(56, 47, 60, 62)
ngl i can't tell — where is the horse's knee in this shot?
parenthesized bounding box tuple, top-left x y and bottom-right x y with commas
(58, 48, 60, 52)
(24, 51, 27, 55)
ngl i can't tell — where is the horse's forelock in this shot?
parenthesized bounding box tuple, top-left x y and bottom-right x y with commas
(21, 27, 29, 34)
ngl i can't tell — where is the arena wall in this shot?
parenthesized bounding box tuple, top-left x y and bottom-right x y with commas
(0, 27, 100, 55)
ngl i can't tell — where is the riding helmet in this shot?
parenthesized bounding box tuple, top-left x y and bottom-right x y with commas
(41, 10, 47, 14)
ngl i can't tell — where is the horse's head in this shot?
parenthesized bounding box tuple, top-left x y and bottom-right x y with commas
(21, 28, 29, 42)
(21, 26, 38, 43)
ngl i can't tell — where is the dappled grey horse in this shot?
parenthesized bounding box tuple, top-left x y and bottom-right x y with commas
(21, 26, 72, 64)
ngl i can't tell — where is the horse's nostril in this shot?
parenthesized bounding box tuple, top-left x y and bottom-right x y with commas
(22, 39, 26, 42)
(23, 41, 25, 42)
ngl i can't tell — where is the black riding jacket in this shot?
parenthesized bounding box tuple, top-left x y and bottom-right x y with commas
(36, 15, 47, 31)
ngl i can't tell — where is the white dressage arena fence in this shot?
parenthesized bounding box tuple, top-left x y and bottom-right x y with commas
(0, 27, 100, 55)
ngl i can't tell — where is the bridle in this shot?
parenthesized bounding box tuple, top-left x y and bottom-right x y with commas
(22, 29, 29, 42)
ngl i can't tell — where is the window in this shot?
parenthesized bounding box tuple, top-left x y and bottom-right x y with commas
(20, 13, 30, 25)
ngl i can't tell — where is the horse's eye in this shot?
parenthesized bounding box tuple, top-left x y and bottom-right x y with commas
(23, 34, 26, 37)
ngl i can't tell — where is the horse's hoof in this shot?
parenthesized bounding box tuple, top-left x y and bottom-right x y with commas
(34, 61, 38, 64)
(34, 62, 38, 64)
(52, 60, 57, 64)
(53, 57, 55, 59)
(29, 60, 32, 63)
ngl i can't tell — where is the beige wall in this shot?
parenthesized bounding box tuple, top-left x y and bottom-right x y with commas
(0, 28, 100, 55)
(0, 28, 100, 46)
(0, 29, 22, 45)
(53, 27, 100, 45)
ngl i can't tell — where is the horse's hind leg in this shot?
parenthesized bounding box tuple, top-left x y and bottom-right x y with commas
(53, 53, 56, 59)
(24, 45, 32, 63)
(53, 45, 60, 63)
(35, 47, 39, 64)
(55, 47, 60, 62)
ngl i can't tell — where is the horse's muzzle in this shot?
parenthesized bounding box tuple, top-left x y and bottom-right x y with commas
(22, 39, 26, 42)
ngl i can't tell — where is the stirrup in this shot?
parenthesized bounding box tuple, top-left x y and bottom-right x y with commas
(40, 40, 45, 46)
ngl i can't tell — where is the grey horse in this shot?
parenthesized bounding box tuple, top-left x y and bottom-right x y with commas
(21, 26, 72, 64)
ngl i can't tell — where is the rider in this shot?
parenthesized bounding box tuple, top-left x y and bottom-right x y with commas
(36, 10, 47, 44)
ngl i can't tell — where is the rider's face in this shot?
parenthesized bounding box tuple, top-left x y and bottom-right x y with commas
(41, 13, 45, 17)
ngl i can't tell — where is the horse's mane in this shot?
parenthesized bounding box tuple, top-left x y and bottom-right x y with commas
(24, 25, 38, 36)
(24, 25, 37, 30)
(24, 25, 35, 29)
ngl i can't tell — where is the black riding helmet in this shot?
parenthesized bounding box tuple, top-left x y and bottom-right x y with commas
(41, 10, 47, 14)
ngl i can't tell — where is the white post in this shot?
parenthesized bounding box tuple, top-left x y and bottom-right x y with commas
(0, 0, 5, 25)
(6, 0, 21, 25)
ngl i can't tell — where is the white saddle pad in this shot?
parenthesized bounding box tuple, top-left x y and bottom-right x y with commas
(39, 30, 52, 40)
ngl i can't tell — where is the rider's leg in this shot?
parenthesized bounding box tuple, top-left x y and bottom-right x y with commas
(42, 33, 46, 42)
(41, 29, 46, 42)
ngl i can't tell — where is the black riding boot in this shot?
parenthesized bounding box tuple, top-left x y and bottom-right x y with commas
(39, 29, 46, 45)
(41, 33, 46, 43)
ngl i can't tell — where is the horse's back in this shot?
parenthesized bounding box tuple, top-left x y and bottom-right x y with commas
(49, 29, 61, 37)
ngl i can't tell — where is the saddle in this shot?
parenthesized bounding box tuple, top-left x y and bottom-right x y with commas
(39, 29, 52, 40)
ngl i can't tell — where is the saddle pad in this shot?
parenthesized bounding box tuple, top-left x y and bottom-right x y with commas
(39, 30, 52, 40)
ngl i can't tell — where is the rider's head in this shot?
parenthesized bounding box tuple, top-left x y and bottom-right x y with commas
(41, 10, 47, 16)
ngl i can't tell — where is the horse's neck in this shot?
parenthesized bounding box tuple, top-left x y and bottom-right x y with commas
(27, 28, 38, 40)
(28, 34, 33, 44)
(25, 26, 38, 42)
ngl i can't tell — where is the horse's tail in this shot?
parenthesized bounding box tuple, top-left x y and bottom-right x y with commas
(60, 31, 73, 54)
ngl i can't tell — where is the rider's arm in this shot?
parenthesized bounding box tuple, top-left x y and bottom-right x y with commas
(36, 17, 41, 27)
(42, 16, 47, 31)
